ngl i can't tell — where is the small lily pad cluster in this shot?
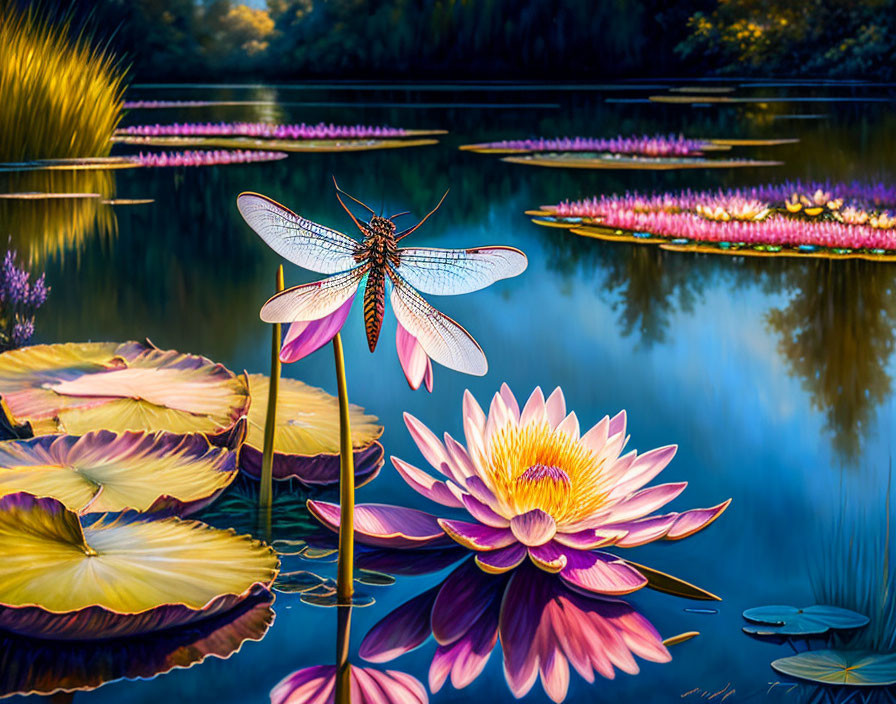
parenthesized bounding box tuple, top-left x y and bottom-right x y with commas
(744, 604, 896, 690)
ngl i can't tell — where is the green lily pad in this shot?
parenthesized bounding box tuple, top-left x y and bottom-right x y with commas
(771, 650, 896, 686)
(743, 605, 869, 635)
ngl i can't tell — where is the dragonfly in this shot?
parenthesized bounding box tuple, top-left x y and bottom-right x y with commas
(237, 180, 528, 376)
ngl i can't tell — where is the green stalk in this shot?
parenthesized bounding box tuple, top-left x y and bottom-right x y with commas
(332, 332, 355, 605)
(259, 265, 284, 521)
(334, 604, 352, 704)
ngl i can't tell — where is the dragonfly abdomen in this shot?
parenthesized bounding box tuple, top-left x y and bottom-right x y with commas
(363, 266, 386, 351)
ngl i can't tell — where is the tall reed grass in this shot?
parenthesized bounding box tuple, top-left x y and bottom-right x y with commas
(0, 3, 126, 161)
(811, 470, 895, 652)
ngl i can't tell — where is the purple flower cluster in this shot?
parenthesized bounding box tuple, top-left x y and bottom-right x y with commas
(484, 133, 709, 156)
(119, 122, 408, 140)
(130, 150, 288, 167)
(551, 182, 896, 251)
(0, 249, 48, 351)
(123, 100, 211, 109)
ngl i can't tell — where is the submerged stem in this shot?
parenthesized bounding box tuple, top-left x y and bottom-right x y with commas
(334, 604, 352, 704)
(333, 332, 355, 605)
(259, 264, 284, 522)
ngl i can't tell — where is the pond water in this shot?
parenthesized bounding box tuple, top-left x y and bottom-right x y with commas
(4, 81, 896, 703)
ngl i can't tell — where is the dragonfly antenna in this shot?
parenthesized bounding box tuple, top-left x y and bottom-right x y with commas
(332, 176, 375, 216)
(396, 189, 449, 241)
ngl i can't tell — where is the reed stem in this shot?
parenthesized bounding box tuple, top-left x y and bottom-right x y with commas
(332, 332, 355, 605)
(334, 604, 352, 704)
(259, 264, 284, 518)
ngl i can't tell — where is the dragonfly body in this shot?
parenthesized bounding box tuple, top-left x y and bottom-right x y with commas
(357, 216, 400, 350)
(237, 184, 528, 377)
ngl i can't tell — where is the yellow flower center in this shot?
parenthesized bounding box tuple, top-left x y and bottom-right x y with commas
(482, 420, 613, 524)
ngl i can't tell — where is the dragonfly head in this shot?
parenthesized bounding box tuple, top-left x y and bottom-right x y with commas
(368, 216, 397, 238)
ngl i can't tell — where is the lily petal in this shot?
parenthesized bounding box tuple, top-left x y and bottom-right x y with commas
(510, 509, 557, 547)
(520, 386, 547, 426)
(606, 445, 678, 501)
(599, 482, 688, 524)
(460, 493, 510, 528)
(665, 499, 731, 539)
(279, 296, 354, 363)
(403, 413, 449, 474)
(474, 542, 527, 573)
(438, 518, 515, 551)
(544, 387, 566, 428)
(391, 457, 463, 508)
(308, 500, 450, 548)
(396, 322, 433, 392)
(531, 543, 647, 595)
(360, 586, 440, 663)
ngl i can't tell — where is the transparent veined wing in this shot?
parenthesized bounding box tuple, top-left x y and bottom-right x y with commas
(394, 246, 527, 296)
(388, 271, 487, 376)
(237, 192, 361, 274)
(260, 266, 367, 323)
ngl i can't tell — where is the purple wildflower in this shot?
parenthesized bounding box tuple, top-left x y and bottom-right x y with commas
(0, 248, 49, 351)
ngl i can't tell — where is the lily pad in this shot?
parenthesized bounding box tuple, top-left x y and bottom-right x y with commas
(0, 587, 274, 698)
(0, 492, 279, 639)
(743, 605, 869, 635)
(240, 374, 383, 486)
(0, 341, 249, 446)
(771, 650, 896, 686)
(0, 431, 237, 515)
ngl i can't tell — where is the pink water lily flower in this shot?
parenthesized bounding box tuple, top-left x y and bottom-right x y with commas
(308, 384, 730, 596)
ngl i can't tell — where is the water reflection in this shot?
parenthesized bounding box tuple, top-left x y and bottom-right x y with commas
(766, 260, 896, 460)
(0, 589, 274, 698)
(360, 558, 672, 703)
(0, 171, 116, 264)
(544, 226, 896, 460)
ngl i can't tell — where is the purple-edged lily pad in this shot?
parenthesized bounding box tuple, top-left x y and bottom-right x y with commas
(0, 492, 278, 640)
(0, 430, 237, 515)
(0, 341, 249, 447)
(743, 605, 870, 636)
(0, 587, 274, 698)
(240, 374, 383, 487)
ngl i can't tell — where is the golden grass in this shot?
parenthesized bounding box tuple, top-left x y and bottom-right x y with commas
(0, 4, 126, 161)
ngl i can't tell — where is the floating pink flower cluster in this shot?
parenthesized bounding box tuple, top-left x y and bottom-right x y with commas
(484, 134, 709, 156)
(130, 150, 288, 167)
(123, 100, 211, 108)
(552, 182, 896, 251)
(119, 122, 408, 140)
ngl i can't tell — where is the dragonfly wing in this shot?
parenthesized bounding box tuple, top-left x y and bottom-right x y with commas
(388, 271, 487, 376)
(260, 266, 366, 323)
(395, 246, 527, 295)
(238, 192, 361, 274)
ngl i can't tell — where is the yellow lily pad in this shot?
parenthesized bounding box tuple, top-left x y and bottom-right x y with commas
(0, 430, 237, 515)
(0, 492, 278, 639)
(0, 341, 249, 445)
(240, 374, 384, 485)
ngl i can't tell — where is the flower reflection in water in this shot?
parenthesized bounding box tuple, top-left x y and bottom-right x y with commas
(360, 559, 671, 703)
